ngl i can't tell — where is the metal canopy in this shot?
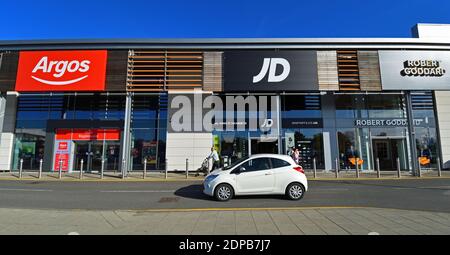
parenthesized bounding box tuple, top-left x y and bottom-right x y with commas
(1, 38, 450, 51)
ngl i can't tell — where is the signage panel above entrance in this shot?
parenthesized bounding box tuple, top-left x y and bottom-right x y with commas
(379, 50, 450, 90)
(15, 50, 108, 92)
(223, 51, 319, 92)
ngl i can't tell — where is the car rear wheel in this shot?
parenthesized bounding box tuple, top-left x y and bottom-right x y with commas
(286, 183, 305, 200)
(214, 184, 233, 201)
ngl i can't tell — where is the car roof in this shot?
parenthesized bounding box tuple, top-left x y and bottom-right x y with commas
(248, 154, 293, 160)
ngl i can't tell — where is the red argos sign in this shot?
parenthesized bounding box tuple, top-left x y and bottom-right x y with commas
(15, 50, 107, 91)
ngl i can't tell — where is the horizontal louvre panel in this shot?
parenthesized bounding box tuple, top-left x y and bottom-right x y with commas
(337, 50, 361, 91)
(127, 50, 203, 92)
(412, 92, 434, 110)
(317, 51, 339, 91)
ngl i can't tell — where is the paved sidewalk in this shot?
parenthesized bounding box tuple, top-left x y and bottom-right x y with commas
(1, 207, 449, 235)
(1, 170, 449, 182)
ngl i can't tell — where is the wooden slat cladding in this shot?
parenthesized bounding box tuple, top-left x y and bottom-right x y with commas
(0, 51, 19, 92)
(337, 50, 361, 91)
(317, 51, 339, 91)
(105, 50, 128, 91)
(127, 50, 203, 92)
(203, 52, 223, 92)
(358, 51, 382, 91)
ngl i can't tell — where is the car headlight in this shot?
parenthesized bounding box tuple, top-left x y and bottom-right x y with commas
(204, 174, 219, 183)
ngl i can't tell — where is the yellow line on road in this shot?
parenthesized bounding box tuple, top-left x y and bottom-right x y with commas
(128, 206, 370, 213)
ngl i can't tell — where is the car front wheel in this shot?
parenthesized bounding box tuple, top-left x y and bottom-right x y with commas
(286, 183, 305, 200)
(214, 184, 234, 201)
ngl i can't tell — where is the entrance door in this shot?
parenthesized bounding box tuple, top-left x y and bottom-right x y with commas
(73, 141, 103, 172)
(74, 142, 89, 171)
(105, 141, 120, 171)
(372, 138, 407, 171)
(90, 142, 103, 172)
(250, 138, 278, 155)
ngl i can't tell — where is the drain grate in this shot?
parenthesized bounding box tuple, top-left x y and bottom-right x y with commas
(158, 197, 179, 203)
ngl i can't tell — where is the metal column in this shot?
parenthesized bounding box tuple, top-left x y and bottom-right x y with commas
(405, 91, 419, 176)
(121, 92, 133, 178)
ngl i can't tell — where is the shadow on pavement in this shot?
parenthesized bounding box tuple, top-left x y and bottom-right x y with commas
(174, 184, 294, 202)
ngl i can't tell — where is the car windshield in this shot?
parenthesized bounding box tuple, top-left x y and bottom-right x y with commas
(222, 156, 250, 171)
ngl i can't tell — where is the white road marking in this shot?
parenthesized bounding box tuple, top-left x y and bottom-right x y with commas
(67, 232, 80, 235)
(100, 190, 176, 193)
(417, 186, 450, 189)
(368, 232, 380, 235)
(0, 188, 53, 192)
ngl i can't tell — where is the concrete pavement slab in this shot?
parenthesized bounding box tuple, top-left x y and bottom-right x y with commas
(235, 211, 258, 235)
(191, 211, 218, 235)
(301, 209, 350, 235)
(251, 211, 281, 235)
(1, 207, 450, 235)
(267, 210, 302, 235)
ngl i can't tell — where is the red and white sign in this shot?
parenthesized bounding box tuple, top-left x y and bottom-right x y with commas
(15, 50, 108, 92)
(54, 153, 69, 172)
(55, 129, 120, 141)
(54, 140, 71, 172)
(58, 142, 68, 150)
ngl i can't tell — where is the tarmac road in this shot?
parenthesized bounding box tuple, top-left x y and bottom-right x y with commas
(0, 179, 450, 212)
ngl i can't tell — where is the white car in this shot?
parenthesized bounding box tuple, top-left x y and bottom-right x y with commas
(203, 154, 308, 201)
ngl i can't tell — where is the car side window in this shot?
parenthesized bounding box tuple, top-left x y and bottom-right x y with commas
(270, 158, 291, 169)
(239, 158, 271, 172)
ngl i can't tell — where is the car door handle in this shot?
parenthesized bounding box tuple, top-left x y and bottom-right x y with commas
(265, 172, 273, 176)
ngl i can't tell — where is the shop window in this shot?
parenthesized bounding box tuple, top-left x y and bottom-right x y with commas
(335, 95, 367, 119)
(283, 129, 324, 170)
(367, 94, 406, 118)
(130, 94, 167, 170)
(415, 127, 439, 170)
(12, 130, 45, 171)
(282, 95, 321, 118)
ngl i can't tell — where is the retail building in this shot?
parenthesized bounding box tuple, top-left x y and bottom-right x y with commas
(0, 23, 449, 176)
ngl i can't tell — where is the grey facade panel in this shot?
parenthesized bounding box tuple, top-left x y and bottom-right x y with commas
(379, 50, 450, 90)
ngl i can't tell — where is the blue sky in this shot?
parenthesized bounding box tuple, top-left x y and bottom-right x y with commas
(2, 0, 450, 40)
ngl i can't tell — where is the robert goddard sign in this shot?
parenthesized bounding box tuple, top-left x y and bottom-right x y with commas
(355, 118, 427, 127)
(379, 51, 450, 90)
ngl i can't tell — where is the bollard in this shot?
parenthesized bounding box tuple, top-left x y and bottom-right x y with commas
(165, 158, 168, 179)
(58, 159, 63, 179)
(376, 158, 381, 179)
(19, 158, 23, 179)
(313, 158, 317, 179)
(335, 158, 339, 178)
(122, 159, 126, 179)
(356, 158, 360, 178)
(39, 159, 43, 179)
(186, 158, 189, 179)
(437, 157, 442, 177)
(397, 157, 401, 178)
(101, 158, 105, 179)
(143, 158, 147, 179)
(417, 158, 422, 178)
(79, 159, 84, 179)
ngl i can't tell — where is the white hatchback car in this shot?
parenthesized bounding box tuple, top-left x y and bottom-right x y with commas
(203, 154, 308, 201)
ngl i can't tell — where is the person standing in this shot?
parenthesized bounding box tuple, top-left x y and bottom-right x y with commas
(208, 147, 220, 170)
(292, 148, 300, 165)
